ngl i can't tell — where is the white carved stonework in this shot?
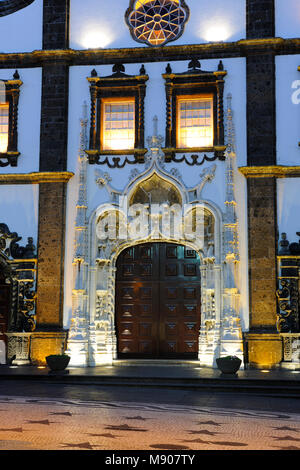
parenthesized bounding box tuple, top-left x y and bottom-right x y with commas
(5, 333, 31, 365)
(66, 104, 89, 367)
(67, 105, 244, 368)
(281, 333, 300, 369)
(0, 340, 5, 364)
(217, 94, 244, 366)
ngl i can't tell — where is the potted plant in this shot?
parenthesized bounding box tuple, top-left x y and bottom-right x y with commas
(216, 355, 242, 375)
(46, 354, 70, 373)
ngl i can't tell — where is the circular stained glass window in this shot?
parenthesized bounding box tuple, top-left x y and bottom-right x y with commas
(0, 0, 34, 17)
(126, 0, 190, 47)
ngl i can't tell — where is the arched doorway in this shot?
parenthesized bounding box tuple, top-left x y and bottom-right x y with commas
(115, 242, 201, 359)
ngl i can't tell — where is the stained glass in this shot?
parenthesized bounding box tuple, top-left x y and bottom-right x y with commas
(126, 0, 189, 46)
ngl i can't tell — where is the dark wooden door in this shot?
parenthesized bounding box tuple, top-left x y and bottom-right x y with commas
(116, 243, 201, 359)
(0, 280, 10, 345)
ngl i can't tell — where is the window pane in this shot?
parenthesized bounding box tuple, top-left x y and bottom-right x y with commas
(0, 103, 9, 153)
(102, 100, 135, 150)
(178, 98, 213, 148)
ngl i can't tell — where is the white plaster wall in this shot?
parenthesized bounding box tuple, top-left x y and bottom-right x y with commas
(235, 170, 248, 332)
(70, 0, 246, 50)
(0, 68, 42, 174)
(276, 0, 300, 39)
(276, 55, 300, 165)
(277, 178, 300, 243)
(0, 184, 39, 243)
(64, 57, 247, 328)
(0, 0, 43, 53)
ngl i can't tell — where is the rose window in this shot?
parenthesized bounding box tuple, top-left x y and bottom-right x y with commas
(126, 0, 189, 47)
(0, 0, 35, 17)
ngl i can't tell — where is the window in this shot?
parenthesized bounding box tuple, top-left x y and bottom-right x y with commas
(162, 59, 227, 161)
(0, 103, 9, 153)
(102, 98, 135, 151)
(125, 0, 190, 47)
(86, 64, 148, 164)
(0, 71, 22, 168)
(0, 0, 34, 17)
(177, 95, 214, 149)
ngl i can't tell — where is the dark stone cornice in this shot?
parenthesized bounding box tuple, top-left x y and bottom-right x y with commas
(239, 166, 300, 178)
(0, 38, 299, 69)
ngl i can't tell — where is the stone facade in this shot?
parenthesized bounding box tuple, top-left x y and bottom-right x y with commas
(248, 178, 277, 330)
(39, 65, 69, 172)
(42, 0, 70, 50)
(36, 182, 67, 329)
(32, 0, 71, 365)
(245, 0, 281, 368)
(246, 0, 274, 39)
(0, 0, 299, 369)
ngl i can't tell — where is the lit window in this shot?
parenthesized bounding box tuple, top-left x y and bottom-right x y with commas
(177, 96, 213, 148)
(0, 103, 9, 153)
(87, 65, 148, 163)
(102, 99, 135, 151)
(162, 60, 227, 160)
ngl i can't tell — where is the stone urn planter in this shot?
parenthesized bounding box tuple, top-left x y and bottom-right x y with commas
(46, 354, 70, 373)
(216, 356, 242, 375)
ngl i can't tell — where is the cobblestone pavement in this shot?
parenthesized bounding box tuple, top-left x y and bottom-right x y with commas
(0, 394, 299, 450)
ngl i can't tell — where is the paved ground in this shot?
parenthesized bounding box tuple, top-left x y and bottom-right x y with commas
(0, 381, 299, 451)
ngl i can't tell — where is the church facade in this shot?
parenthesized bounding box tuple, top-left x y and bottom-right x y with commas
(0, 0, 299, 370)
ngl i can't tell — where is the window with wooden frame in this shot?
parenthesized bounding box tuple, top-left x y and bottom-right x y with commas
(86, 64, 148, 164)
(0, 71, 23, 168)
(162, 59, 227, 161)
(101, 97, 135, 151)
(0, 102, 9, 154)
(177, 94, 214, 149)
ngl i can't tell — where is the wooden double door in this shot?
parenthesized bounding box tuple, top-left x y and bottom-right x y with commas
(116, 243, 201, 359)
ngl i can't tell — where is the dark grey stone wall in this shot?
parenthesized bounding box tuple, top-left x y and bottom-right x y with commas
(37, 1, 70, 330)
(247, 0, 275, 39)
(246, 54, 276, 167)
(39, 64, 69, 172)
(43, 0, 70, 50)
(246, 1, 277, 335)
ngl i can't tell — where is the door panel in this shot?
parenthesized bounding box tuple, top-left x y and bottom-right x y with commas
(116, 243, 201, 359)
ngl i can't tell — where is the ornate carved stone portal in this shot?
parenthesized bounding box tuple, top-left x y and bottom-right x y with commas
(67, 97, 243, 368)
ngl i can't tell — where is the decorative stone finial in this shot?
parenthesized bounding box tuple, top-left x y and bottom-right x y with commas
(112, 63, 125, 74)
(146, 116, 164, 150)
(218, 60, 224, 71)
(153, 115, 158, 137)
(188, 58, 201, 71)
(165, 63, 172, 74)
